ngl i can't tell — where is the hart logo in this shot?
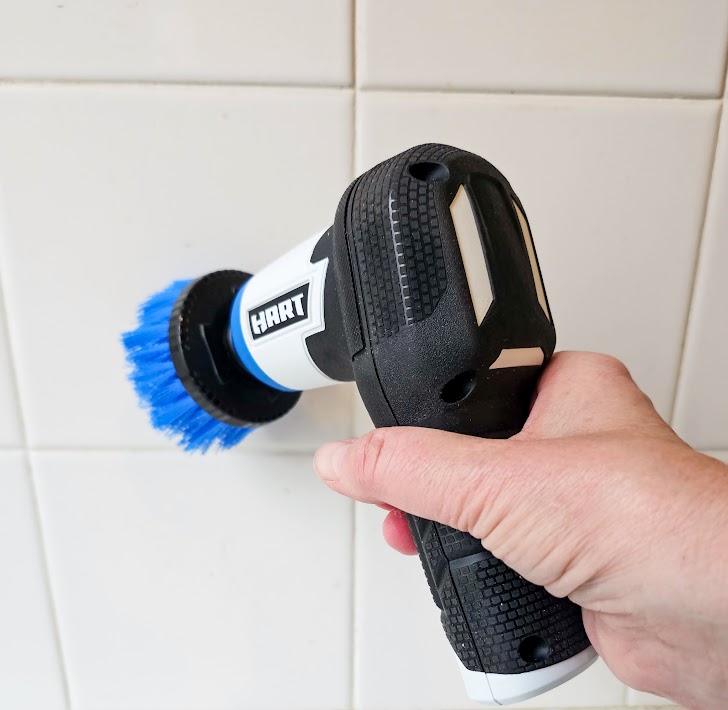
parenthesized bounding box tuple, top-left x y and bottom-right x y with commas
(248, 284, 310, 339)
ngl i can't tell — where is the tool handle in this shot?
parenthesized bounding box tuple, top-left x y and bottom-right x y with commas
(334, 144, 593, 702)
(407, 515, 587, 675)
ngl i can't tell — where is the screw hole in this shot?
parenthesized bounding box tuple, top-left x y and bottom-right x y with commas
(440, 370, 476, 403)
(408, 161, 450, 183)
(518, 636, 551, 663)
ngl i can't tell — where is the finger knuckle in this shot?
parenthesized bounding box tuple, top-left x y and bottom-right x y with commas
(350, 428, 390, 493)
(589, 352, 630, 379)
(554, 351, 630, 380)
(539, 352, 629, 398)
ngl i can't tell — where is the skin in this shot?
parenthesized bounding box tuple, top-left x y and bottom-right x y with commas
(314, 352, 728, 709)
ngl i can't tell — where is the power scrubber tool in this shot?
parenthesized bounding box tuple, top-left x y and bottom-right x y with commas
(124, 144, 596, 704)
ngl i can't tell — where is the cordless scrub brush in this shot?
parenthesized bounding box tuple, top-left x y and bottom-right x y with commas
(123, 143, 596, 704)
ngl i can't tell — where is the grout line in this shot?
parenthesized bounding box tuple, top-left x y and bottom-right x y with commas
(15, 443, 728, 457)
(0, 280, 74, 709)
(352, 86, 360, 178)
(349, 499, 358, 710)
(351, 84, 722, 102)
(350, 0, 357, 95)
(0, 77, 721, 103)
(350, 4, 358, 706)
(621, 679, 630, 705)
(26, 461, 75, 710)
(668, 100, 725, 426)
(23, 444, 335, 455)
(352, 110, 359, 178)
(0, 77, 354, 91)
(721, 35, 728, 98)
(14, 443, 726, 457)
(351, 0, 360, 178)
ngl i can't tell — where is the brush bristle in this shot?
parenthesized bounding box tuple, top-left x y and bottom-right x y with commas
(122, 280, 251, 453)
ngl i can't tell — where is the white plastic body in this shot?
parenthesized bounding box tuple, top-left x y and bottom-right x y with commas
(234, 229, 337, 391)
(457, 645, 598, 705)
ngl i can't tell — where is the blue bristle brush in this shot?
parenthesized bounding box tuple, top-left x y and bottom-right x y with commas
(123, 259, 303, 453)
(122, 279, 254, 452)
(122, 267, 301, 452)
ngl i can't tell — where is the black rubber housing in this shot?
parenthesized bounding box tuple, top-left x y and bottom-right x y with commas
(169, 271, 300, 427)
(331, 144, 590, 675)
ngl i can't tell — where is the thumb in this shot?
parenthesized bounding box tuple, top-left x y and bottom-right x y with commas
(314, 427, 589, 594)
(315, 427, 516, 531)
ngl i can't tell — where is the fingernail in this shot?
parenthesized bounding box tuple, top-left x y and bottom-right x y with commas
(314, 440, 351, 482)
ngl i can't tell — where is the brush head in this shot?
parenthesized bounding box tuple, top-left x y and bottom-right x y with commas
(122, 278, 251, 452)
(123, 273, 299, 453)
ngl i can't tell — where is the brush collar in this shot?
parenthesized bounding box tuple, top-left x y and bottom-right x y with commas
(169, 270, 300, 427)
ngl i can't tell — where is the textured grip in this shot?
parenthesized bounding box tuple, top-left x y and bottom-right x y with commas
(407, 516, 589, 674)
(336, 143, 591, 679)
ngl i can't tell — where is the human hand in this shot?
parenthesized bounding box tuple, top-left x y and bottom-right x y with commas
(314, 352, 728, 709)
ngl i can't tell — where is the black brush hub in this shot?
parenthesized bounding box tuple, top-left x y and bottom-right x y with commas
(169, 270, 300, 427)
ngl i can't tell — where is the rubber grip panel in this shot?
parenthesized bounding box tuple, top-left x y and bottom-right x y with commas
(407, 515, 589, 674)
(337, 143, 590, 676)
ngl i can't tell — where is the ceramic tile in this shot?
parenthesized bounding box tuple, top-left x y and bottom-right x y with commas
(247, 382, 357, 454)
(354, 503, 626, 709)
(0, 85, 353, 450)
(33, 450, 351, 710)
(0, 452, 67, 709)
(626, 687, 679, 706)
(357, 92, 719, 419)
(352, 395, 373, 438)
(0, 0, 351, 85)
(358, 0, 728, 98)
(673, 104, 728, 449)
(0, 288, 22, 446)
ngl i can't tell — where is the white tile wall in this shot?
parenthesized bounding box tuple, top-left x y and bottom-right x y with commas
(0, 85, 354, 451)
(0, 452, 67, 709)
(358, 0, 728, 97)
(0, 3, 725, 709)
(357, 92, 719, 419)
(673, 102, 728, 450)
(0, 0, 352, 86)
(0, 288, 23, 446)
(32, 450, 351, 710)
